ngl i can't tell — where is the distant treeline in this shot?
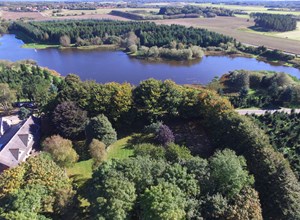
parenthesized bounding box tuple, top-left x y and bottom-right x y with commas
(9, 20, 233, 48)
(251, 13, 297, 32)
(110, 10, 162, 20)
(111, 5, 236, 20)
(158, 5, 235, 18)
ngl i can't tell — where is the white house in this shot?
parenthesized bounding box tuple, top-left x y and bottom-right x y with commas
(0, 116, 40, 172)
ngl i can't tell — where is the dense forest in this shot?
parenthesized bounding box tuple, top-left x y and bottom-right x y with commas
(110, 10, 165, 20)
(110, 5, 236, 20)
(158, 5, 235, 18)
(10, 20, 233, 48)
(0, 65, 299, 219)
(250, 13, 297, 32)
(250, 111, 300, 179)
(208, 70, 300, 108)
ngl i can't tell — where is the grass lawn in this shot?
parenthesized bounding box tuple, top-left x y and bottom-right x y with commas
(67, 159, 93, 180)
(66, 135, 135, 182)
(107, 135, 135, 160)
(22, 43, 60, 49)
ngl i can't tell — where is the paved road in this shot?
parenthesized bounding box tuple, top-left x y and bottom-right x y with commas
(236, 108, 300, 115)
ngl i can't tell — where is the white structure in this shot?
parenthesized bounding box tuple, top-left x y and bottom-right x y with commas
(0, 116, 40, 171)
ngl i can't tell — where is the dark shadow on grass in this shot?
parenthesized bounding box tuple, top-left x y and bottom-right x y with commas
(126, 133, 156, 148)
(248, 25, 274, 33)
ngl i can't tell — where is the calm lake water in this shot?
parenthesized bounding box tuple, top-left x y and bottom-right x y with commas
(1, 34, 300, 85)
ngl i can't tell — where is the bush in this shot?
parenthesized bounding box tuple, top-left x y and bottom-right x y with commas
(165, 143, 193, 163)
(144, 121, 163, 134)
(89, 139, 107, 169)
(134, 143, 165, 159)
(18, 107, 30, 120)
(156, 124, 175, 146)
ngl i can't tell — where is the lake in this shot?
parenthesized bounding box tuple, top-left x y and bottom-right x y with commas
(1, 34, 300, 85)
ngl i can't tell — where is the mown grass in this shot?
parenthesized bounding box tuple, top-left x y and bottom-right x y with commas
(67, 135, 136, 182)
(67, 159, 93, 180)
(107, 136, 135, 160)
(22, 43, 60, 49)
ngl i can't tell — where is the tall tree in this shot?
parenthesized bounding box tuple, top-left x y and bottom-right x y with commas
(0, 83, 16, 113)
(53, 101, 88, 139)
(85, 114, 117, 146)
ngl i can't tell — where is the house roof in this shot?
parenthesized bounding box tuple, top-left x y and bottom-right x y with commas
(0, 116, 40, 168)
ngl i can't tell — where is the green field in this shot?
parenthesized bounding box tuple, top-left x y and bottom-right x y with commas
(193, 3, 300, 16)
(239, 22, 300, 41)
(22, 43, 60, 49)
(43, 7, 159, 17)
(107, 135, 135, 160)
(67, 135, 135, 182)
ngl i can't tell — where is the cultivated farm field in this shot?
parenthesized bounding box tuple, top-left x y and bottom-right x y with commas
(154, 17, 300, 55)
(0, 10, 130, 21)
(42, 7, 159, 17)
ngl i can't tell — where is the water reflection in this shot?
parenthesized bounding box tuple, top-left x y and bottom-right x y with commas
(0, 34, 299, 85)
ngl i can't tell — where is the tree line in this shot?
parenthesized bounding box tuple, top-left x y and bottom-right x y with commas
(250, 13, 297, 32)
(9, 20, 233, 48)
(158, 5, 235, 18)
(250, 111, 300, 179)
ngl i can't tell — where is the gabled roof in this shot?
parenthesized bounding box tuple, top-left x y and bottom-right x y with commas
(0, 116, 40, 168)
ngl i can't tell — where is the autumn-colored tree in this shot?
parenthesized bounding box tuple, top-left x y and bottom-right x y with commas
(43, 135, 79, 168)
(89, 139, 107, 169)
(59, 35, 71, 47)
(0, 153, 74, 217)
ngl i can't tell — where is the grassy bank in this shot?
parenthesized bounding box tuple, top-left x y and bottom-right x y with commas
(22, 42, 118, 50)
(22, 43, 60, 49)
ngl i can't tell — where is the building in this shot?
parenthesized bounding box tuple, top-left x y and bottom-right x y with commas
(0, 116, 40, 172)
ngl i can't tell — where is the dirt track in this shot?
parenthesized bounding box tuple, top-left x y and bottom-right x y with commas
(154, 17, 300, 55)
